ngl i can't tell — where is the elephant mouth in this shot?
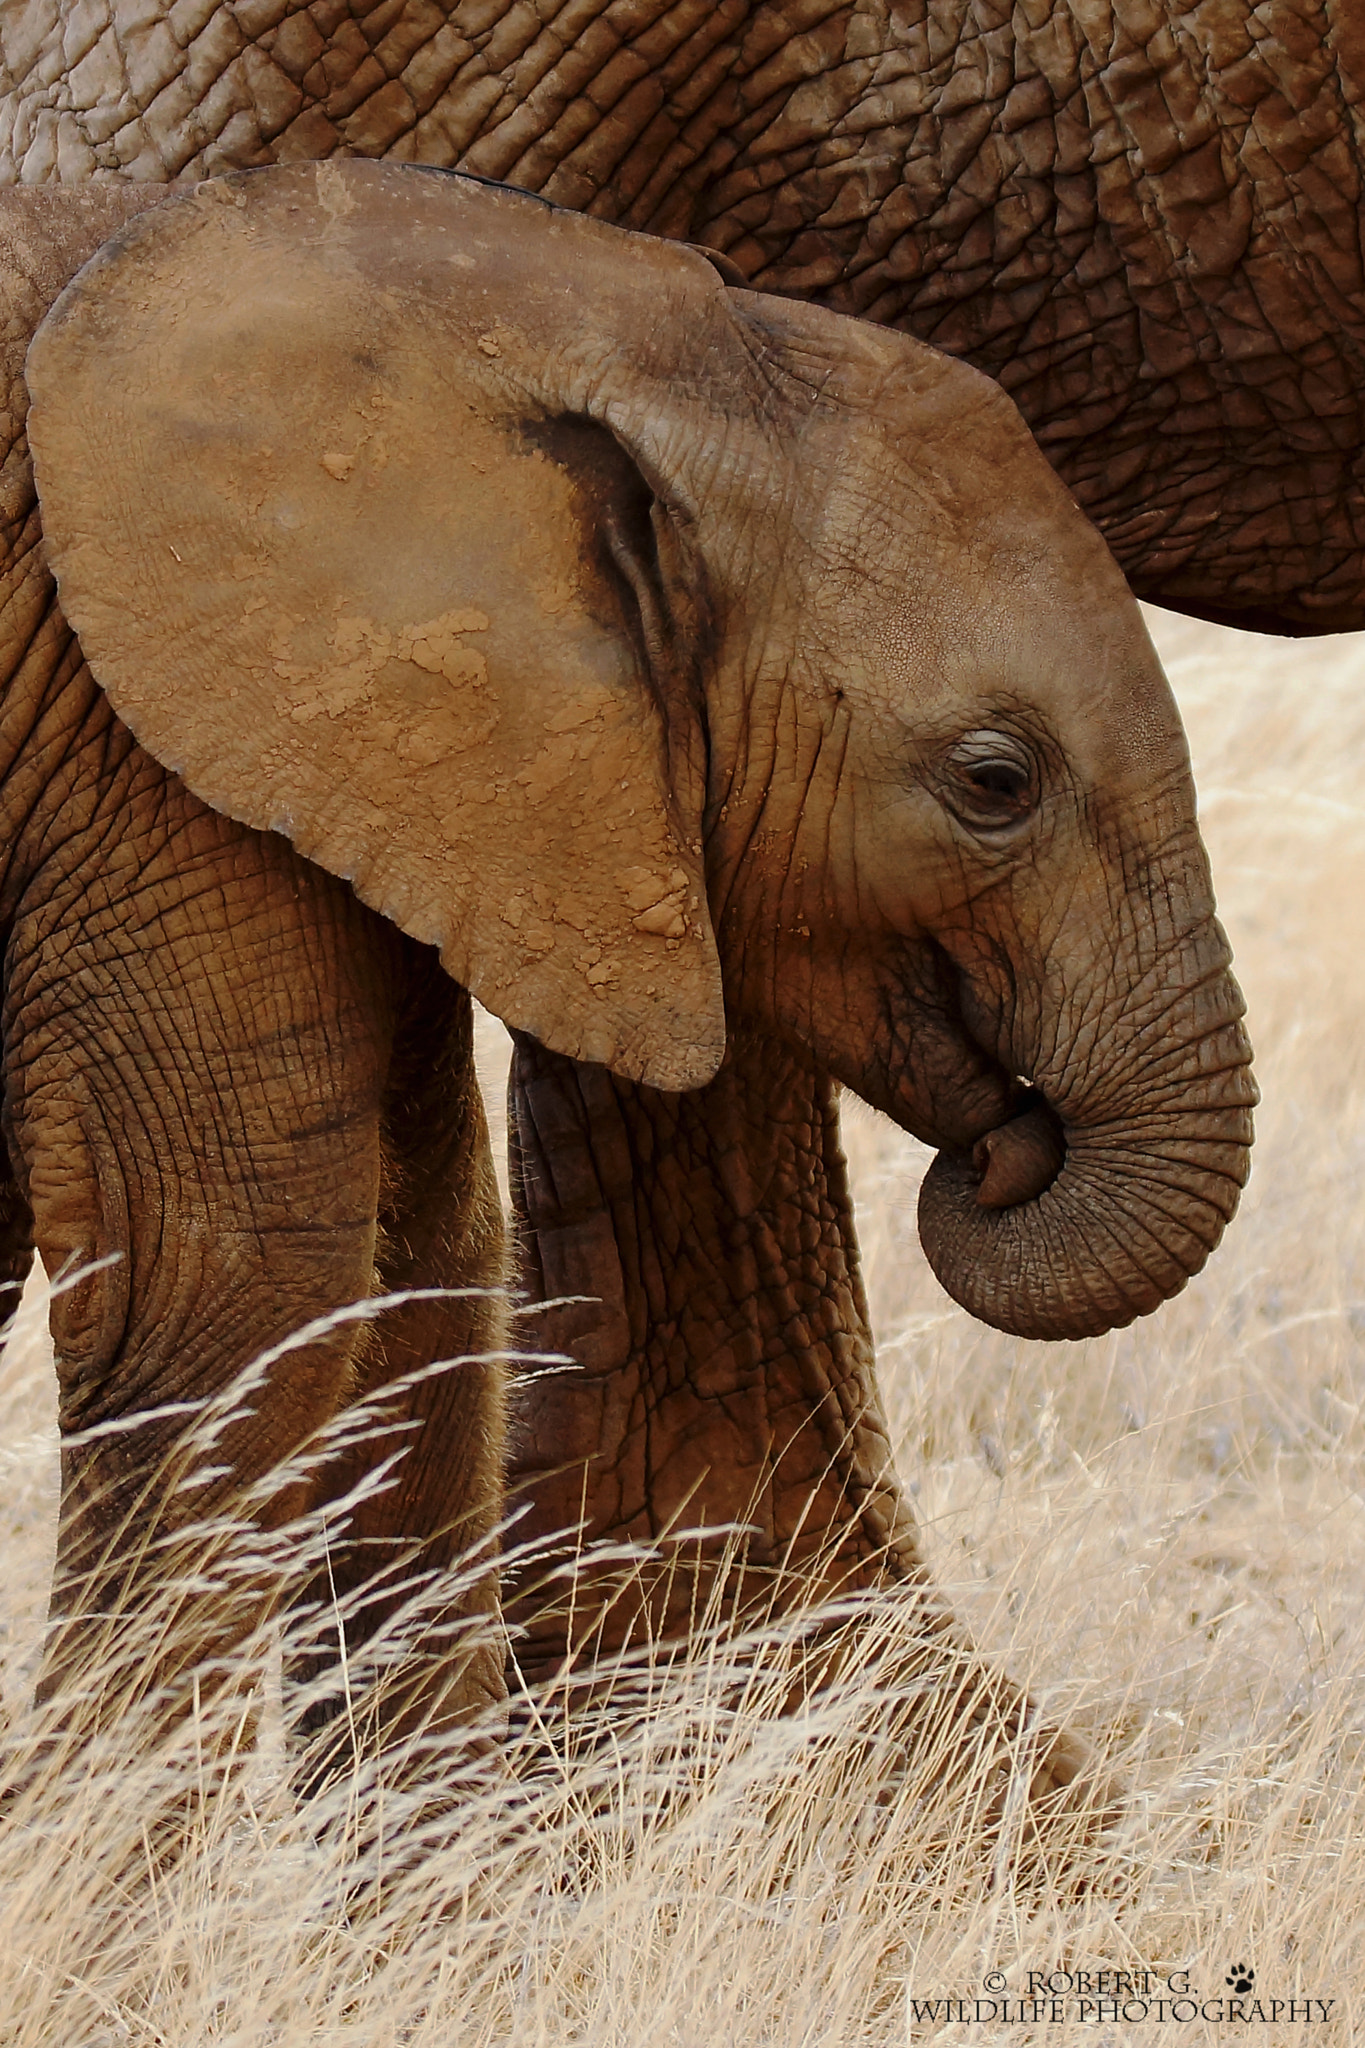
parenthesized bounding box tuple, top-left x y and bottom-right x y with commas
(967, 1088, 1067, 1210)
(886, 940, 1065, 1195)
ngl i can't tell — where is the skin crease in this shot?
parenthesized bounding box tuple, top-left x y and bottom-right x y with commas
(0, 0, 1360, 631)
(7, 155, 1252, 1843)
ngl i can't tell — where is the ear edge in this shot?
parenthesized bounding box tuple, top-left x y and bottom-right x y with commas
(26, 168, 730, 1096)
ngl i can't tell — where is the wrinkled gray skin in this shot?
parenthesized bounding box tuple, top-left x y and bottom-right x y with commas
(0, 5, 1272, 1800)
(1, 0, 1360, 633)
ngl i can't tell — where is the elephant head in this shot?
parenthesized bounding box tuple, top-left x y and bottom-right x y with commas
(693, 290, 1258, 1337)
(25, 160, 1254, 1342)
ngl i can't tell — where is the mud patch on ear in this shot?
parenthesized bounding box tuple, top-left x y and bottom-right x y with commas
(27, 158, 726, 1090)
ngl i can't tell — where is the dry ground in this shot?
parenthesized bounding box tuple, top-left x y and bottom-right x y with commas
(0, 608, 1360, 2044)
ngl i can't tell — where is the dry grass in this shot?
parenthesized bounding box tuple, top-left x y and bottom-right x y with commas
(0, 608, 1361, 2043)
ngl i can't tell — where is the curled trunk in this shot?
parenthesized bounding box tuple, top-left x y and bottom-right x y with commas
(917, 994, 1255, 1343)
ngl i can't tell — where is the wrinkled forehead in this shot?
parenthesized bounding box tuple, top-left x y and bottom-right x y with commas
(813, 405, 1188, 779)
(818, 375, 1094, 612)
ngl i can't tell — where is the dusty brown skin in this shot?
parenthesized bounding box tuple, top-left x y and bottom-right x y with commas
(0, 0, 1360, 635)
(0, 0, 1311, 1826)
(9, 167, 1251, 1822)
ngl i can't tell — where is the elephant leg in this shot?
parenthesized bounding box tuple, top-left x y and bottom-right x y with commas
(292, 954, 509, 1774)
(505, 1025, 925, 1677)
(0, 766, 447, 1739)
(505, 1029, 1114, 1847)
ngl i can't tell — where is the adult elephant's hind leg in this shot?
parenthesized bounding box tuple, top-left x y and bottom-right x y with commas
(294, 952, 509, 1778)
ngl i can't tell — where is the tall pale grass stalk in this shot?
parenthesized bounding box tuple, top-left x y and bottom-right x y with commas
(0, 607, 1360, 2043)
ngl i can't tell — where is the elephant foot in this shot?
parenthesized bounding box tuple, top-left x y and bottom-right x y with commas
(772, 1598, 1125, 1887)
(967, 1684, 1124, 1886)
(506, 1542, 1122, 1890)
(1027, 1718, 1121, 1823)
(288, 1575, 510, 1806)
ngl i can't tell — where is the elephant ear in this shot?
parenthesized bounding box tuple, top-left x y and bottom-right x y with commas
(25, 166, 724, 1091)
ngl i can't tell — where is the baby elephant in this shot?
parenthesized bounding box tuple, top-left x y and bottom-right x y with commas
(3, 164, 1251, 1832)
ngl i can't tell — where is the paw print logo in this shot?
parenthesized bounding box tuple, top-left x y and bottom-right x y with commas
(1226, 1965, 1256, 1995)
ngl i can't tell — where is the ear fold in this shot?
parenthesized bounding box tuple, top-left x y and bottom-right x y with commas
(25, 164, 725, 1091)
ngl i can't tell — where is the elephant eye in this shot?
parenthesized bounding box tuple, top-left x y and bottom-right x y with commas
(943, 729, 1037, 831)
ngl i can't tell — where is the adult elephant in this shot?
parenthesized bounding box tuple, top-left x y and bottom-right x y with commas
(2, 164, 1253, 1827)
(0, 0, 1359, 633)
